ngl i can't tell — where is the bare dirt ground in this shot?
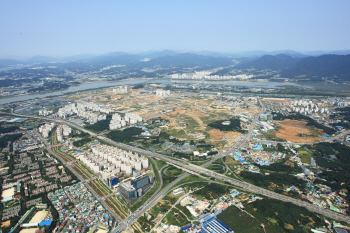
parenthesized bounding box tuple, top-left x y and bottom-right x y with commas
(1, 220, 10, 227)
(274, 119, 322, 143)
(29, 210, 48, 223)
(225, 155, 240, 165)
(1, 187, 15, 199)
(19, 229, 39, 233)
(208, 129, 241, 141)
(262, 98, 290, 103)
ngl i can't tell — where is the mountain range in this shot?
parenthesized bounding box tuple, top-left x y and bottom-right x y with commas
(1, 50, 350, 82)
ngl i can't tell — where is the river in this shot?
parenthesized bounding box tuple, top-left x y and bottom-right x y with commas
(1, 79, 350, 105)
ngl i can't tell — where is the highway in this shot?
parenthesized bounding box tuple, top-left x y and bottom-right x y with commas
(3, 100, 350, 229)
(32, 129, 122, 225)
(116, 173, 190, 232)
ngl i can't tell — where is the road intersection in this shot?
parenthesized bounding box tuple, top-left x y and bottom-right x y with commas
(3, 98, 350, 232)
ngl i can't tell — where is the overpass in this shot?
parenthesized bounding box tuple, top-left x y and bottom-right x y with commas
(2, 99, 350, 226)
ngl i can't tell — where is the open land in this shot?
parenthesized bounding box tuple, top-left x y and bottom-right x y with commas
(2, 187, 15, 199)
(29, 210, 49, 223)
(19, 229, 39, 233)
(273, 119, 323, 143)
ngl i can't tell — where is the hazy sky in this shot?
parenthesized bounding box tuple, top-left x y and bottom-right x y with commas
(1, 0, 349, 57)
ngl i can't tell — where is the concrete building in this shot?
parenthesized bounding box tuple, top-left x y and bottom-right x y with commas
(131, 174, 150, 190)
(113, 85, 128, 93)
(156, 89, 171, 97)
(119, 183, 137, 199)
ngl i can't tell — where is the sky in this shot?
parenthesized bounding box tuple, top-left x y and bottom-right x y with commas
(1, 0, 350, 57)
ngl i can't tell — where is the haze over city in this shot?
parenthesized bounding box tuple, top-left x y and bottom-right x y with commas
(1, 0, 350, 57)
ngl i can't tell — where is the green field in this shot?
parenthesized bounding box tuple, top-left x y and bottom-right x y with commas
(52, 146, 76, 162)
(164, 166, 184, 177)
(106, 195, 129, 220)
(154, 158, 168, 170)
(218, 206, 283, 233)
(72, 161, 95, 179)
(89, 179, 112, 197)
(206, 164, 226, 174)
(298, 150, 312, 164)
(162, 208, 190, 227)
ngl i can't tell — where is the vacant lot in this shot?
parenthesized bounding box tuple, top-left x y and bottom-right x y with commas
(2, 187, 15, 199)
(19, 229, 39, 233)
(274, 119, 323, 143)
(218, 206, 282, 233)
(207, 129, 241, 140)
(29, 210, 48, 223)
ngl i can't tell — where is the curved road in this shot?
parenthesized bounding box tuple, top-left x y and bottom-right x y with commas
(3, 98, 350, 229)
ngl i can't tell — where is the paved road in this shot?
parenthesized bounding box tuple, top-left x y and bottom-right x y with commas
(116, 173, 190, 232)
(112, 158, 167, 230)
(33, 129, 122, 224)
(3, 105, 350, 227)
(202, 97, 266, 167)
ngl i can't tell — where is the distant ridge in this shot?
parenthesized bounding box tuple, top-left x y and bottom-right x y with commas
(282, 54, 350, 81)
(235, 54, 299, 70)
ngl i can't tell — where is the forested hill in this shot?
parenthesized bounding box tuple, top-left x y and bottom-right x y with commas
(235, 53, 350, 82)
(281, 54, 350, 82)
(234, 54, 299, 70)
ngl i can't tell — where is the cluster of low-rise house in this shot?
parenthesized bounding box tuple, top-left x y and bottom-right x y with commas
(230, 143, 287, 168)
(155, 188, 261, 233)
(0, 141, 77, 230)
(109, 112, 143, 130)
(285, 183, 349, 214)
(57, 102, 114, 124)
(13, 130, 45, 151)
(231, 140, 350, 215)
(215, 96, 257, 109)
(48, 182, 112, 232)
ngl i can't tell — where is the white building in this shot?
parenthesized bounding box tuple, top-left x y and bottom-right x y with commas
(156, 89, 171, 97)
(113, 86, 128, 93)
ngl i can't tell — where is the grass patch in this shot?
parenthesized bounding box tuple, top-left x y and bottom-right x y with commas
(130, 158, 161, 212)
(154, 159, 168, 170)
(52, 146, 76, 162)
(172, 175, 208, 187)
(89, 179, 112, 197)
(206, 164, 226, 174)
(164, 166, 184, 177)
(218, 205, 283, 233)
(105, 195, 129, 220)
(72, 161, 95, 179)
(162, 208, 190, 227)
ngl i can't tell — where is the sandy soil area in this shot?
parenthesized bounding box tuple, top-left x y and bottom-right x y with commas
(29, 210, 48, 223)
(96, 229, 108, 233)
(263, 98, 290, 103)
(274, 119, 322, 143)
(20, 229, 39, 233)
(208, 129, 241, 141)
(1, 220, 10, 227)
(2, 187, 15, 199)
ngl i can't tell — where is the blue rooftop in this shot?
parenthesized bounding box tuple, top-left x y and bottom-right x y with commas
(39, 221, 53, 226)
